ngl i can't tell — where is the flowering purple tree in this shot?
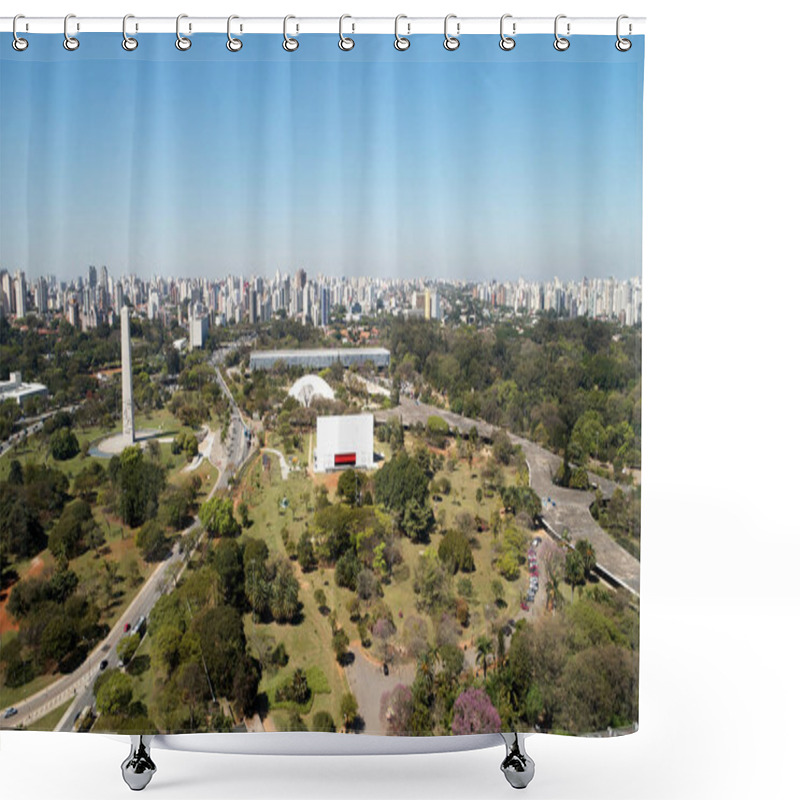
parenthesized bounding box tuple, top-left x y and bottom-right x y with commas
(451, 687, 502, 735)
(380, 684, 413, 735)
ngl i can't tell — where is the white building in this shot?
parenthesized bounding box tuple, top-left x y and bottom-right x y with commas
(0, 372, 48, 406)
(189, 312, 209, 350)
(315, 414, 374, 472)
(289, 374, 335, 407)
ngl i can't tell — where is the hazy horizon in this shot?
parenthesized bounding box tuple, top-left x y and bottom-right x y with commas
(1, 33, 643, 283)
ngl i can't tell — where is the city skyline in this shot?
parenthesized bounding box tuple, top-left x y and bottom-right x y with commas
(1, 264, 642, 331)
(0, 33, 643, 282)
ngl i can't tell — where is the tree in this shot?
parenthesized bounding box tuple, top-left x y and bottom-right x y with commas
(491, 578, 506, 608)
(426, 416, 449, 448)
(438, 529, 475, 574)
(340, 692, 359, 731)
(297, 530, 317, 572)
(199, 496, 241, 538)
(212, 538, 244, 607)
(270, 558, 301, 623)
(492, 429, 514, 466)
(476, 635, 493, 680)
(136, 520, 168, 562)
(312, 710, 336, 732)
(95, 670, 134, 717)
(413, 553, 453, 616)
(192, 605, 247, 698)
(557, 644, 637, 733)
(372, 617, 395, 662)
(575, 538, 597, 580)
(50, 427, 79, 461)
(564, 549, 586, 600)
(374, 450, 429, 511)
(332, 628, 350, 665)
(334, 550, 360, 591)
(176, 660, 208, 730)
(152, 625, 184, 676)
(116, 633, 140, 665)
(113, 446, 165, 528)
(337, 469, 367, 506)
(380, 684, 413, 735)
(232, 657, 261, 718)
(49, 498, 98, 560)
(451, 687, 502, 735)
(245, 559, 270, 622)
(401, 497, 435, 543)
(238, 501, 250, 528)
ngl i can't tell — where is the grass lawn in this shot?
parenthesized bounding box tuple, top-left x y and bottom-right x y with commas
(0, 672, 60, 709)
(237, 458, 350, 729)
(23, 698, 74, 731)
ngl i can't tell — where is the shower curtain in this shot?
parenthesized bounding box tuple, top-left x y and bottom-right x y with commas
(0, 27, 643, 739)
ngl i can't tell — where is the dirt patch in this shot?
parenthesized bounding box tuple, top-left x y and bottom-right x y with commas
(0, 556, 47, 635)
(313, 471, 340, 495)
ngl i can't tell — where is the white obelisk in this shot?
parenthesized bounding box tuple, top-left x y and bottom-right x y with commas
(121, 305, 135, 445)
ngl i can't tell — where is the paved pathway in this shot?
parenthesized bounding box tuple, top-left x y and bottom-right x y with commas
(345, 646, 416, 735)
(376, 396, 640, 595)
(262, 448, 289, 481)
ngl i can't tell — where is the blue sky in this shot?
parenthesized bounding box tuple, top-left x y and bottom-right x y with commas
(0, 33, 643, 282)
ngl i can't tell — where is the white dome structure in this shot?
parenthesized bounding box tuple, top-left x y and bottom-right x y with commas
(289, 374, 335, 407)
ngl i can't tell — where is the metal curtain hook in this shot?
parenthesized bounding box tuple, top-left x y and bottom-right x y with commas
(554, 14, 570, 51)
(394, 14, 410, 51)
(12, 14, 28, 51)
(227, 15, 242, 51)
(63, 13, 79, 51)
(122, 15, 138, 51)
(283, 15, 299, 51)
(176, 14, 191, 51)
(499, 14, 515, 51)
(339, 14, 354, 51)
(616, 14, 632, 51)
(444, 14, 460, 51)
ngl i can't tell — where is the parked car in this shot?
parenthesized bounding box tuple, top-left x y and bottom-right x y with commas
(382, 662, 389, 676)
(3, 707, 18, 719)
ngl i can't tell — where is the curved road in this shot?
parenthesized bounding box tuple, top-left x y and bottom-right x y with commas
(376, 396, 640, 595)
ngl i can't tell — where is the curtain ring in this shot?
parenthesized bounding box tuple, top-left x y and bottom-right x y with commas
(394, 15, 410, 51)
(283, 15, 299, 51)
(63, 13, 79, 51)
(443, 14, 460, 51)
(616, 15, 632, 51)
(122, 15, 138, 51)
(176, 14, 191, 51)
(499, 14, 515, 51)
(553, 14, 570, 51)
(339, 14, 354, 51)
(227, 15, 243, 51)
(12, 15, 28, 51)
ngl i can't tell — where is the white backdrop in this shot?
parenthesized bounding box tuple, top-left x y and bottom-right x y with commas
(1, 1, 798, 798)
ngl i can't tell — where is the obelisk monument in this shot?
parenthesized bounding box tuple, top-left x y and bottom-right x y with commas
(121, 305, 135, 445)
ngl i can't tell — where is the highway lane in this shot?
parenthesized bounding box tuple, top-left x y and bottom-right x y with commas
(2, 368, 254, 730)
(2, 520, 199, 730)
(376, 395, 640, 595)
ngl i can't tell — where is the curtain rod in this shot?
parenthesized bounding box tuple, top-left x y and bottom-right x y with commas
(1, 16, 645, 36)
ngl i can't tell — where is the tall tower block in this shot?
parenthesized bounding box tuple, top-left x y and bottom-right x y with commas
(121, 305, 135, 445)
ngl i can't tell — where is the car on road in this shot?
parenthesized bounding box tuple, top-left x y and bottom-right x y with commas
(3, 707, 18, 719)
(99, 659, 108, 671)
(124, 622, 131, 632)
(382, 663, 389, 676)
